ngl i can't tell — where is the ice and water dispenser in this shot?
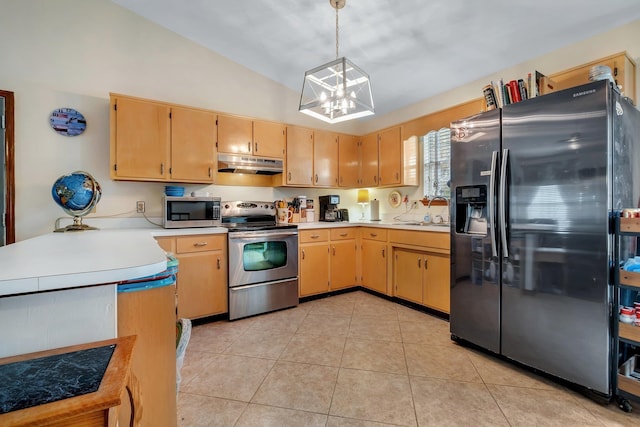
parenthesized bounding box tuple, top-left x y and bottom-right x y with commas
(455, 185, 488, 235)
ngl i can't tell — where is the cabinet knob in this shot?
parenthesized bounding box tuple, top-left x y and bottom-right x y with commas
(418, 258, 422, 269)
(302, 249, 305, 260)
(382, 248, 385, 258)
(370, 233, 377, 237)
(194, 242, 208, 247)
(374, 176, 377, 184)
(311, 234, 320, 239)
(255, 142, 258, 152)
(160, 163, 164, 175)
(217, 258, 221, 269)
(333, 247, 336, 256)
(425, 259, 428, 269)
(247, 142, 251, 152)
(339, 233, 347, 237)
(208, 167, 212, 178)
(288, 172, 291, 182)
(396, 172, 399, 180)
(315, 174, 318, 183)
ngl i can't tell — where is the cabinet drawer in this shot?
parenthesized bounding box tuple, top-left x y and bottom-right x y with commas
(388, 229, 450, 251)
(330, 228, 356, 241)
(300, 229, 329, 243)
(176, 235, 225, 253)
(361, 227, 387, 241)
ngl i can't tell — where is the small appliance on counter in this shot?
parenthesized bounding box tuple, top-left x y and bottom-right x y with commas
(319, 195, 346, 222)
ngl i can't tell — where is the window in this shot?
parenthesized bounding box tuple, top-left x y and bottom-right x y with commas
(422, 128, 451, 199)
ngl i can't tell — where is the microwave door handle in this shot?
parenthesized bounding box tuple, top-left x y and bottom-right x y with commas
(499, 148, 509, 258)
(489, 150, 498, 258)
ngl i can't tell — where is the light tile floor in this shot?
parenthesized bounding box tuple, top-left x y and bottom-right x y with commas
(178, 291, 640, 426)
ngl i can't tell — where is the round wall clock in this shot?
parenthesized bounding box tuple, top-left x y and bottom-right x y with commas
(49, 108, 86, 136)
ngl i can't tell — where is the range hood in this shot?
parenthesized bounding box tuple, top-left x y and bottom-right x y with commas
(217, 154, 283, 175)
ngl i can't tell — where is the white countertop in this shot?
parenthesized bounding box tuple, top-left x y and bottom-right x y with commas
(0, 218, 447, 297)
(0, 230, 168, 297)
(296, 220, 451, 233)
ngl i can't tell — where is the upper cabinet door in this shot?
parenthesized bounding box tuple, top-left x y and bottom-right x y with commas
(171, 107, 216, 183)
(338, 134, 359, 187)
(378, 127, 401, 186)
(360, 133, 379, 187)
(112, 96, 170, 180)
(313, 130, 339, 187)
(253, 120, 285, 159)
(217, 114, 253, 155)
(285, 126, 314, 186)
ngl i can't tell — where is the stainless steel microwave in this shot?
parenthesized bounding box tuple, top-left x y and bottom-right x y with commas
(162, 196, 221, 228)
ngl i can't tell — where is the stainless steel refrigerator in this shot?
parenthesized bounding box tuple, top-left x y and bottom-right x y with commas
(449, 80, 640, 396)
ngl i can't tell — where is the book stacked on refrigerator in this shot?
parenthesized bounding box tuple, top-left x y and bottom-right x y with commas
(482, 71, 553, 110)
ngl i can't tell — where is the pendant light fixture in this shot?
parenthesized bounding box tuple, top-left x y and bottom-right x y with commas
(299, 0, 374, 124)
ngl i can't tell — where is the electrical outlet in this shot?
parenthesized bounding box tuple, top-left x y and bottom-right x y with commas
(136, 201, 145, 213)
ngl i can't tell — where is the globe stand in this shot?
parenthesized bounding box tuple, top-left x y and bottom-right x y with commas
(54, 216, 99, 232)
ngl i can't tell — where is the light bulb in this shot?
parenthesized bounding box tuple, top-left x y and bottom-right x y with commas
(320, 91, 327, 102)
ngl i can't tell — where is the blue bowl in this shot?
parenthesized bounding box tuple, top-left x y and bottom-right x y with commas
(165, 186, 185, 197)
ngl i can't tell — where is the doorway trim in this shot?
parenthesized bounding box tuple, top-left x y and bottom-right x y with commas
(1, 90, 15, 244)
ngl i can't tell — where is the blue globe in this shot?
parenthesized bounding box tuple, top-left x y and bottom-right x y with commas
(51, 171, 102, 218)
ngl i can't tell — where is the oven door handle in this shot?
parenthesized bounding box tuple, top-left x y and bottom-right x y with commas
(228, 231, 298, 240)
(229, 278, 296, 291)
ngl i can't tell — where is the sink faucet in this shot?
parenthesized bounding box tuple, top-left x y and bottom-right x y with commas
(427, 196, 450, 224)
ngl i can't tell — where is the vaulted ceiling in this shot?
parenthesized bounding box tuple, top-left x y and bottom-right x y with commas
(112, 0, 640, 118)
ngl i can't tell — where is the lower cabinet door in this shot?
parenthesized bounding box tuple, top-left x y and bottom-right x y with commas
(299, 243, 330, 296)
(176, 251, 227, 318)
(330, 240, 357, 290)
(424, 253, 450, 313)
(361, 240, 387, 294)
(394, 249, 423, 304)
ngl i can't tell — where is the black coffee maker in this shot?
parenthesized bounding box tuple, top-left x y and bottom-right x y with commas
(319, 195, 340, 222)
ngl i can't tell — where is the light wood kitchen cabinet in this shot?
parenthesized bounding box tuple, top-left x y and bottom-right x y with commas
(389, 229, 450, 313)
(329, 228, 358, 290)
(423, 252, 450, 312)
(299, 228, 358, 296)
(217, 114, 285, 158)
(285, 125, 314, 186)
(549, 51, 636, 104)
(360, 228, 388, 294)
(118, 285, 176, 427)
(338, 134, 360, 187)
(394, 249, 423, 304)
(360, 132, 379, 187)
(156, 234, 227, 319)
(378, 126, 402, 186)
(313, 129, 339, 187)
(393, 249, 449, 312)
(358, 126, 415, 188)
(110, 95, 170, 181)
(171, 106, 216, 182)
(110, 94, 215, 183)
(299, 229, 330, 297)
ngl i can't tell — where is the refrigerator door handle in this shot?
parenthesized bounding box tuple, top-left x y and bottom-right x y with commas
(499, 148, 509, 258)
(489, 150, 498, 258)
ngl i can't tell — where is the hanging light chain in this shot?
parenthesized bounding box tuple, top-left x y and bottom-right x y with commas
(335, 2, 339, 59)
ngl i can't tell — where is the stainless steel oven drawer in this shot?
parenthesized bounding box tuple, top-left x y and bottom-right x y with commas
(229, 278, 298, 320)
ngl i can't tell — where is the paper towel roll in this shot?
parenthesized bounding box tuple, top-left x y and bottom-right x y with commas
(370, 199, 381, 221)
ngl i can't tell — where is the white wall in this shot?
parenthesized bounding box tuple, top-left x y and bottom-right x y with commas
(1, 0, 638, 240)
(363, 20, 640, 134)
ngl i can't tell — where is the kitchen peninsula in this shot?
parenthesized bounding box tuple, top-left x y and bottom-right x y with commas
(0, 230, 167, 358)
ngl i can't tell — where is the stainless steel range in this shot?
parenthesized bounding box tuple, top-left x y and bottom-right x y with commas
(222, 201, 298, 320)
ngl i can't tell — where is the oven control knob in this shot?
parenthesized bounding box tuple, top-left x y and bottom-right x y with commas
(224, 204, 230, 209)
